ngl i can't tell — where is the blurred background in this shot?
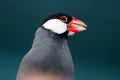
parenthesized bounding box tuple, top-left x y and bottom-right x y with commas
(0, 0, 120, 80)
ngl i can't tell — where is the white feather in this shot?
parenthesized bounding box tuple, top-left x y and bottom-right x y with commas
(42, 19, 67, 34)
(68, 31, 75, 36)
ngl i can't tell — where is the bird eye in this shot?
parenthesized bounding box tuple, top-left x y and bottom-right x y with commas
(59, 16, 68, 22)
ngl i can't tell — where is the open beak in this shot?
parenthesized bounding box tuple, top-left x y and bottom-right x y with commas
(67, 17, 87, 33)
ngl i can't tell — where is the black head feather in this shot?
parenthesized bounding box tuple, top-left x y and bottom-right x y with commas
(40, 13, 73, 39)
(41, 13, 72, 25)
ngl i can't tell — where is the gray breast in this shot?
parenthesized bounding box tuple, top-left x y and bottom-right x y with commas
(17, 27, 74, 79)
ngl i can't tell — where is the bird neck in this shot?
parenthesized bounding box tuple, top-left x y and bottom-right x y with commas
(32, 27, 68, 48)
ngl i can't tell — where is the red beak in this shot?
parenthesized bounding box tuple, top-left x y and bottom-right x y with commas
(67, 17, 87, 33)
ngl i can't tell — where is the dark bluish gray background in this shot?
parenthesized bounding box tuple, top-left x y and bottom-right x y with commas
(0, 0, 120, 80)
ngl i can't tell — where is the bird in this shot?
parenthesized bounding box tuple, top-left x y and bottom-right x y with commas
(16, 13, 87, 80)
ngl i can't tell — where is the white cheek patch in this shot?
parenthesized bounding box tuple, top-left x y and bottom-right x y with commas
(42, 19, 67, 34)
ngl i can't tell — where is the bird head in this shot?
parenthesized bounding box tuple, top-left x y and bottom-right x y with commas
(42, 13, 87, 36)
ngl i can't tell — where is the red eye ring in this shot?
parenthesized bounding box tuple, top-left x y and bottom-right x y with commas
(59, 16, 68, 22)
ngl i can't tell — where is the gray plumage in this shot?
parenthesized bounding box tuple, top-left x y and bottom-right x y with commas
(17, 27, 74, 80)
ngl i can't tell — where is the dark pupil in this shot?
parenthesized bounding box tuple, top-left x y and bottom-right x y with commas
(61, 17, 66, 21)
(59, 16, 67, 22)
